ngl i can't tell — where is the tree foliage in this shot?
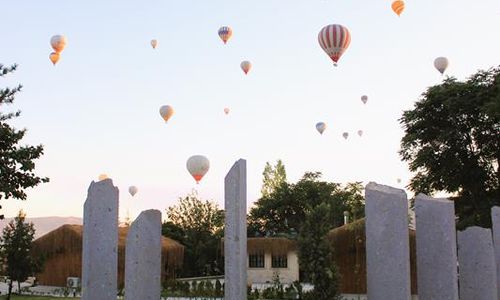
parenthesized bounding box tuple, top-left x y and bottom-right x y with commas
(249, 171, 364, 236)
(0, 210, 41, 299)
(298, 203, 340, 300)
(400, 66, 500, 229)
(261, 160, 287, 197)
(0, 64, 49, 219)
(164, 191, 224, 277)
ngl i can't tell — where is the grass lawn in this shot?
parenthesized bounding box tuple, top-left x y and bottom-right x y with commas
(0, 296, 79, 300)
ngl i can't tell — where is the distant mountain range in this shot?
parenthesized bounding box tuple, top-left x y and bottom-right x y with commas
(0, 216, 83, 239)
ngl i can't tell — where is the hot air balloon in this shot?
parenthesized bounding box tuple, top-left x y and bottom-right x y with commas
(357, 130, 363, 137)
(98, 174, 108, 181)
(392, 0, 405, 16)
(49, 52, 60, 65)
(397, 178, 402, 184)
(50, 35, 67, 53)
(318, 24, 351, 66)
(342, 132, 349, 140)
(224, 107, 230, 115)
(218, 26, 233, 44)
(151, 39, 158, 49)
(241, 61, 252, 75)
(159, 105, 174, 123)
(434, 57, 449, 75)
(129, 186, 138, 196)
(187, 155, 210, 184)
(316, 122, 326, 135)
(361, 95, 368, 104)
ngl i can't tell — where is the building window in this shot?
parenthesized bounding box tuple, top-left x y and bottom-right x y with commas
(272, 254, 288, 268)
(249, 252, 265, 268)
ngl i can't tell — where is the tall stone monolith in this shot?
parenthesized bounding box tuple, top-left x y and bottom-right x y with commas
(82, 179, 119, 300)
(365, 182, 411, 300)
(125, 209, 162, 300)
(415, 194, 458, 300)
(491, 206, 500, 297)
(458, 226, 498, 300)
(224, 159, 247, 300)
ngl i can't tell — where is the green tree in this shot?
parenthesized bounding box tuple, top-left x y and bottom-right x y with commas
(400, 67, 500, 229)
(0, 64, 49, 219)
(298, 203, 340, 300)
(0, 210, 41, 300)
(164, 190, 224, 277)
(249, 171, 364, 236)
(261, 160, 287, 197)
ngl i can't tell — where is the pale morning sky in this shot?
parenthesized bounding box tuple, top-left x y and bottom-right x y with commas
(2, 0, 499, 221)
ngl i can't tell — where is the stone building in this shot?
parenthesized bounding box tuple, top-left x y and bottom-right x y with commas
(245, 237, 299, 285)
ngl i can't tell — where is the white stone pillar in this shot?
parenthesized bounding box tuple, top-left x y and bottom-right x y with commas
(365, 182, 411, 300)
(415, 194, 458, 300)
(82, 179, 119, 300)
(224, 159, 247, 300)
(458, 226, 498, 300)
(124, 209, 162, 300)
(491, 206, 500, 298)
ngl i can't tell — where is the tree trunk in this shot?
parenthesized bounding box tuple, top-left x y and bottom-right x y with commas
(17, 280, 21, 294)
(7, 279, 12, 300)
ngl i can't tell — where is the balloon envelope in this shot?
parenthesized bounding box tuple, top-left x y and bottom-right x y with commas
(392, 0, 405, 16)
(361, 95, 368, 104)
(159, 105, 174, 122)
(49, 52, 60, 65)
(50, 35, 67, 53)
(187, 155, 210, 183)
(318, 24, 351, 65)
(357, 130, 363, 137)
(129, 186, 138, 196)
(240, 61, 252, 74)
(316, 122, 326, 134)
(434, 57, 449, 75)
(151, 39, 158, 49)
(224, 107, 230, 115)
(342, 132, 349, 139)
(218, 26, 233, 44)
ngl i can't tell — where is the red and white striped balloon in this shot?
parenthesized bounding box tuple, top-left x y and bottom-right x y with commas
(318, 24, 351, 66)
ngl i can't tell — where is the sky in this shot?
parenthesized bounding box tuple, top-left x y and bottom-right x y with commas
(2, 0, 500, 221)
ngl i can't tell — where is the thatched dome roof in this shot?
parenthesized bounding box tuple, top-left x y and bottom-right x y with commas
(32, 224, 184, 287)
(327, 218, 417, 294)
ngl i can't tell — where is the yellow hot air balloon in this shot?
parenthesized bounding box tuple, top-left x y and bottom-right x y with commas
(159, 105, 174, 123)
(129, 186, 138, 196)
(240, 61, 252, 75)
(151, 39, 158, 49)
(187, 155, 210, 184)
(224, 107, 230, 115)
(98, 174, 108, 181)
(50, 35, 67, 53)
(49, 52, 60, 65)
(392, 0, 405, 16)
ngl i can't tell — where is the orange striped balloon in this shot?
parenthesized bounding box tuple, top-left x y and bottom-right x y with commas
(318, 24, 351, 66)
(392, 0, 405, 16)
